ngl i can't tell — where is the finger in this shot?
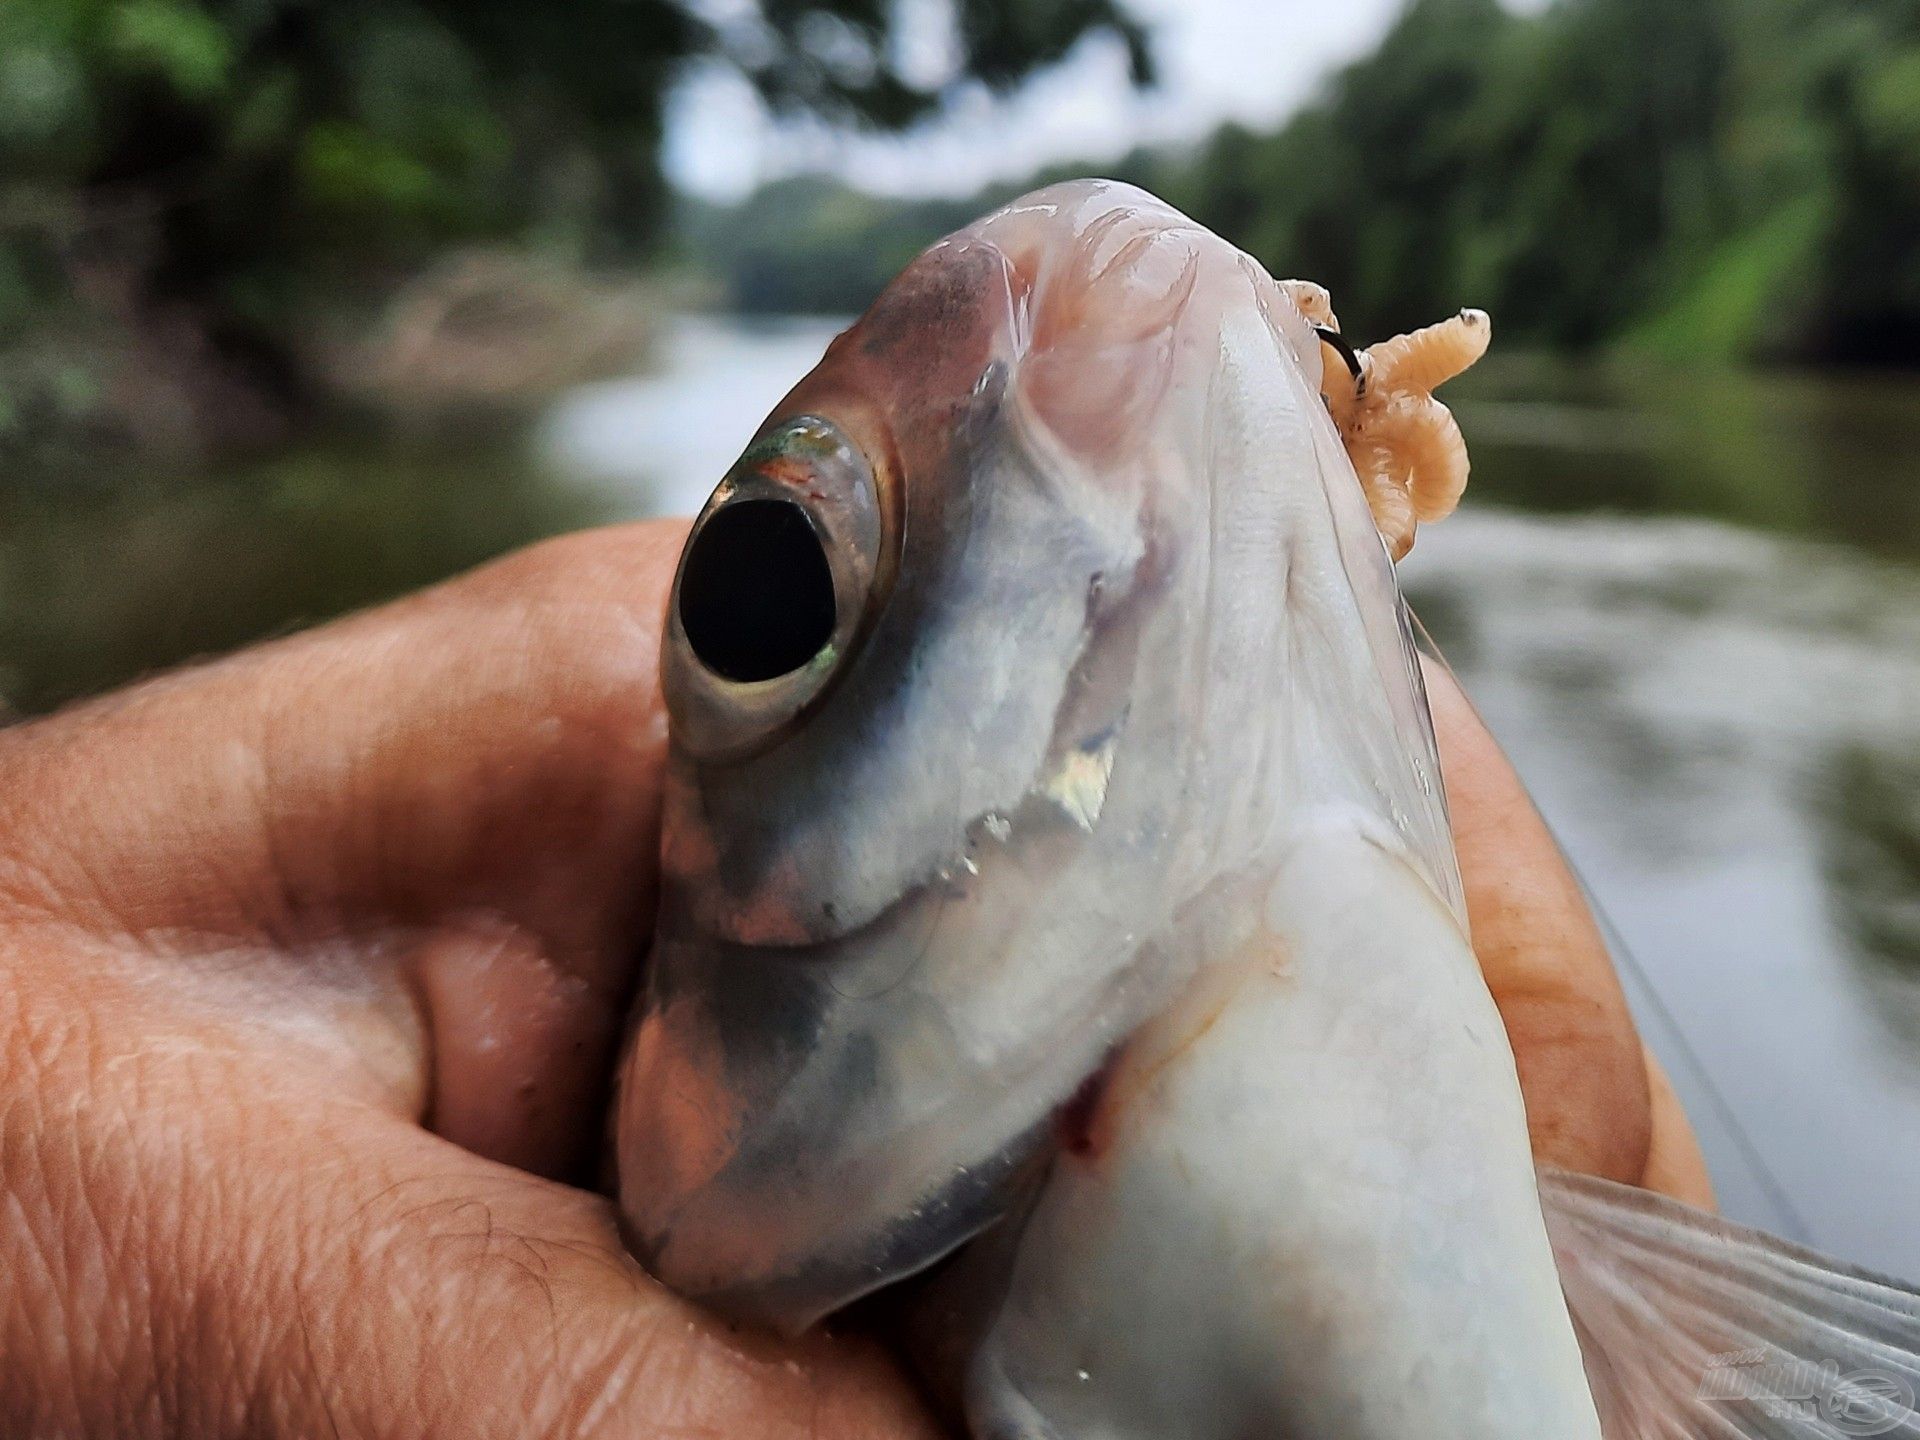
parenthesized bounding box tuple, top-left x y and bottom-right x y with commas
(1421, 657, 1658, 1187)
(0, 521, 688, 1177)
(0, 519, 684, 949)
(1642, 1047, 1717, 1209)
(1, 955, 938, 1440)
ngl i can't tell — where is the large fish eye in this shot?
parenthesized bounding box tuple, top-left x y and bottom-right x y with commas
(679, 499, 836, 682)
(664, 416, 890, 762)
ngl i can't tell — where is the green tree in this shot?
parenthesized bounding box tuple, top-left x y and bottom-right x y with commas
(0, 0, 1151, 451)
(700, 0, 1918, 367)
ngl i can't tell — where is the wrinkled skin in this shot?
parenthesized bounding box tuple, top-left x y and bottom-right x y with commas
(0, 528, 936, 1440)
(615, 183, 1710, 1438)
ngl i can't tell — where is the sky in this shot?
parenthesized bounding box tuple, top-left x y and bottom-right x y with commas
(663, 0, 1409, 201)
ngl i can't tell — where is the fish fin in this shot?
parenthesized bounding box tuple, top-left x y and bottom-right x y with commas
(1540, 1166, 1920, 1438)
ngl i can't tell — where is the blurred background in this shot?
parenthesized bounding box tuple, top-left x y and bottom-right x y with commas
(2, 0, 1917, 1270)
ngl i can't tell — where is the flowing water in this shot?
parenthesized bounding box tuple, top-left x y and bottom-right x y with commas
(6, 314, 1919, 1274)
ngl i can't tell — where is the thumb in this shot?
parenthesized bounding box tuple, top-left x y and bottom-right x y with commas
(0, 521, 686, 1178)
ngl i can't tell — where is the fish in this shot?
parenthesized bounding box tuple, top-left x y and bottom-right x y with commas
(613, 180, 1920, 1439)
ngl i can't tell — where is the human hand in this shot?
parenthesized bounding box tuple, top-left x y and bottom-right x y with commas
(0, 521, 1705, 1438)
(0, 522, 938, 1439)
(1424, 658, 1715, 1207)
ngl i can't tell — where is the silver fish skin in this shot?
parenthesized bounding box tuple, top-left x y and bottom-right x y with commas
(615, 178, 1602, 1439)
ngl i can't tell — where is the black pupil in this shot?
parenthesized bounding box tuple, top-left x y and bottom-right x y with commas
(679, 498, 837, 682)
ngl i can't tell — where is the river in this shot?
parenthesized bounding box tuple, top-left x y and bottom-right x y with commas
(6, 313, 1919, 1275)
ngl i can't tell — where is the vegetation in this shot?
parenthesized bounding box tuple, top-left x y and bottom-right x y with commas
(690, 0, 1920, 368)
(0, 0, 1148, 457)
(5, 0, 1915, 466)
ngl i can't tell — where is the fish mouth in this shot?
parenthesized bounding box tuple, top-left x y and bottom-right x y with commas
(621, 767, 1149, 1333)
(616, 868, 1077, 1334)
(622, 1095, 1052, 1335)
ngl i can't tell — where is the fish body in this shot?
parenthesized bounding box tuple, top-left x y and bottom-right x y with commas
(946, 820, 1602, 1439)
(617, 181, 1920, 1439)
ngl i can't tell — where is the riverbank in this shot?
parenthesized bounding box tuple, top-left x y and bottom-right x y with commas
(0, 248, 671, 474)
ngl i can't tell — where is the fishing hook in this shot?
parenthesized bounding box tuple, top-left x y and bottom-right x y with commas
(1313, 325, 1366, 396)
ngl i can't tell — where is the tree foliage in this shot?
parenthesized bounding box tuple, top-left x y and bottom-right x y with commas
(697, 0, 1920, 366)
(0, 0, 1149, 450)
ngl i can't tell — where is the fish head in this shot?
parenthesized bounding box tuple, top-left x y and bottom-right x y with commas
(616, 179, 1460, 1331)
